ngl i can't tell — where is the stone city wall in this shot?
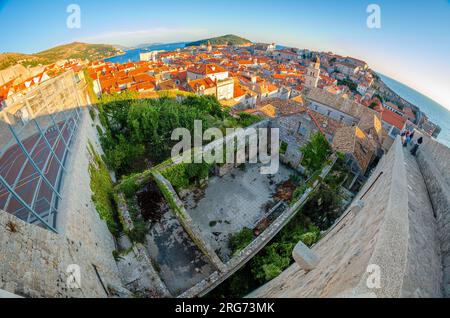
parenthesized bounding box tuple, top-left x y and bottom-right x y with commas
(55, 106, 124, 296)
(0, 84, 124, 297)
(416, 137, 450, 296)
(0, 210, 113, 297)
(249, 137, 442, 298)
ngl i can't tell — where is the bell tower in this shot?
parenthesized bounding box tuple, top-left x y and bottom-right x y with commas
(304, 56, 321, 88)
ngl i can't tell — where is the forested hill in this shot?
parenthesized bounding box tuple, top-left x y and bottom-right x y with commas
(186, 34, 252, 47)
(0, 42, 121, 70)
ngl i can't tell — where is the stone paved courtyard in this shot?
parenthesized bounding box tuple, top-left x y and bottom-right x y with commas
(185, 162, 295, 261)
(145, 207, 215, 296)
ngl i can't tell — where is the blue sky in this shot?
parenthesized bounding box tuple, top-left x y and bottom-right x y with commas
(1, 0, 449, 109)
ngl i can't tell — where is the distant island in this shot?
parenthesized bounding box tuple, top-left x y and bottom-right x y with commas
(0, 42, 121, 70)
(130, 42, 164, 50)
(186, 34, 252, 47)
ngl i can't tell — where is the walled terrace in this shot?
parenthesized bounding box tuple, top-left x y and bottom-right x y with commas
(119, 180, 216, 296)
(183, 161, 296, 262)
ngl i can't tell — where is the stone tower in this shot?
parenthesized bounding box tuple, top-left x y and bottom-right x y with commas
(304, 56, 321, 88)
(207, 40, 212, 53)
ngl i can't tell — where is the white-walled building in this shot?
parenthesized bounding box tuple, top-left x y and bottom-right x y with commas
(187, 64, 229, 82)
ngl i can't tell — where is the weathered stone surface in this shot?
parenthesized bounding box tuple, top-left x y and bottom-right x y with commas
(249, 138, 443, 298)
(0, 107, 125, 298)
(117, 193, 134, 232)
(292, 241, 319, 271)
(0, 289, 23, 298)
(116, 244, 171, 298)
(152, 171, 226, 272)
(180, 160, 336, 298)
(416, 137, 450, 297)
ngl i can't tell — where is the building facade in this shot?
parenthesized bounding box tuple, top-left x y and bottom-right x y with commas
(304, 57, 321, 89)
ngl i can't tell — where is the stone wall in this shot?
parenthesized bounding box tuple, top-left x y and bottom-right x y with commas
(249, 137, 442, 298)
(418, 137, 450, 186)
(55, 107, 123, 294)
(416, 137, 450, 296)
(151, 171, 226, 271)
(272, 114, 315, 169)
(0, 102, 124, 297)
(0, 210, 113, 297)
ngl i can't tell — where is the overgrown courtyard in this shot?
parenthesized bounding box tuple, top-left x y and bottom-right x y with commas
(88, 91, 355, 298)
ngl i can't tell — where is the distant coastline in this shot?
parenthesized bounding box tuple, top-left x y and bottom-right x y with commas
(377, 73, 450, 147)
(105, 42, 187, 64)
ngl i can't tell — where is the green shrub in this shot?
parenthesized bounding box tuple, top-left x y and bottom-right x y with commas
(118, 174, 141, 198)
(230, 227, 254, 255)
(292, 184, 307, 202)
(96, 95, 262, 178)
(299, 231, 319, 247)
(88, 142, 122, 237)
(251, 243, 292, 283)
(300, 132, 331, 175)
(280, 141, 288, 155)
(89, 107, 97, 121)
(124, 197, 149, 244)
(236, 113, 262, 127)
(128, 220, 148, 244)
(161, 164, 190, 190)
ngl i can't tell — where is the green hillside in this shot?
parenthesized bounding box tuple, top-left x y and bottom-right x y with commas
(0, 42, 120, 71)
(35, 42, 119, 62)
(186, 34, 252, 47)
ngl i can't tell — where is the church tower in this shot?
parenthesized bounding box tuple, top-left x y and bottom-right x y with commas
(304, 56, 321, 88)
(207, 41, 212, 53)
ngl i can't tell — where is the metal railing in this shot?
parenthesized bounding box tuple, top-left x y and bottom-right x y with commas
(0, 71, 85, 232)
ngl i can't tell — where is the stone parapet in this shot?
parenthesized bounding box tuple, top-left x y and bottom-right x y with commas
(416, 137, 450, 297)
(249, 137, 443, 298)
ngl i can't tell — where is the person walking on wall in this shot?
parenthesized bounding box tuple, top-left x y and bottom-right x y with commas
(410, 137, 423, 156)
(400, 129, 406, 145)
(409, 130, 415, 146)
(403, 130, 410, 147)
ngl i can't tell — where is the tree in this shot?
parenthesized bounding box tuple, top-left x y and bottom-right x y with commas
(97, 94, 261, 178)
(337, 79, 357, 93)
(372, 94, 384, 103)
(301, 183, 342, 230)
(230, 227, 254, 255)
(300, 132, 332, 175)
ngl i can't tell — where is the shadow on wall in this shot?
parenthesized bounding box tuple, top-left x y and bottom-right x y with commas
(416, 136, 450, 297)
(0, 70, 91, 232)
